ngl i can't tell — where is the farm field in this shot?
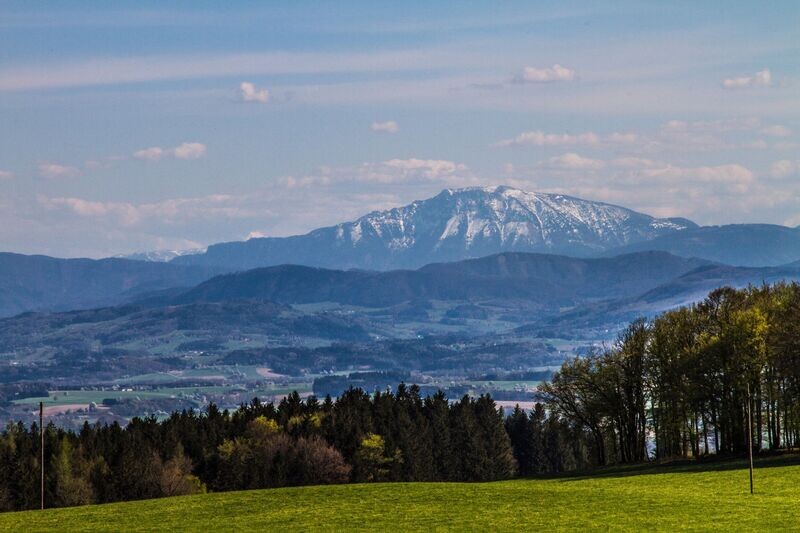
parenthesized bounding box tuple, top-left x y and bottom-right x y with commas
(12, 383, 313, 409)
(2, 456, 799, 532)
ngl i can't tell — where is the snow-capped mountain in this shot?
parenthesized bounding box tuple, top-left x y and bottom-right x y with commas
(173, 186, 696, 271)
(119, 248, 206, 263)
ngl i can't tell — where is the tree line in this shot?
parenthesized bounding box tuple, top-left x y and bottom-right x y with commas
(539, 283, 800, 465)
(1, 387, 536, 512)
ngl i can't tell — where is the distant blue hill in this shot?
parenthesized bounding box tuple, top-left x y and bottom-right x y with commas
(602, 224, 800, 267)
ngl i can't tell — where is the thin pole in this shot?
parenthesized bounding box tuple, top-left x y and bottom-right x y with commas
(747, 383, 754, 495)
(40, 401, 45, 510)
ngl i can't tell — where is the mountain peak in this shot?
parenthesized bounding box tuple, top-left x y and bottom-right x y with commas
(174, 186, 697, 271)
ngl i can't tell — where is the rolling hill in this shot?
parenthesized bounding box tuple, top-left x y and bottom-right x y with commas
(171, 251, 711, 308)
(526, 262, 800, 336)
(0, 253, 220, 318)
(603, 224, 800, 267)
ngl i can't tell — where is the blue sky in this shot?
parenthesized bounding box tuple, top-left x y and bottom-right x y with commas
(1, 1, 798, 257)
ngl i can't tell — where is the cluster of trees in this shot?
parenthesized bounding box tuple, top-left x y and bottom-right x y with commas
(540, 283, 800, 465)
(0, 386, 522, 512)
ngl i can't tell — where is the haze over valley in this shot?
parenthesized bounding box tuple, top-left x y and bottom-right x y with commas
(3, 186, 800, 428)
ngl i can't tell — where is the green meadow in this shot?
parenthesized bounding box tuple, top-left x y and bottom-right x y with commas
(2, 456, 799, 532)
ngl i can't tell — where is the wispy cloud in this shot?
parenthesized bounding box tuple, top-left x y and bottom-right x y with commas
(494, 118, 790, 155)
(378, 158, 468, 180)
(38, 162, 81, 178)
(540, 153, 604, 170)
(722, 68, 772, 89)
(133, 142, 206, 161)
(494, 131, 598, 148)
(39, 193, 246, 227)
(371, 120, 399, 134)
(0, 48, 476, 91)
(493, 130, 641, 148)
(503, 154, 782, 224)
(517, 64, 576, 83)
(761, 125, 792, 137)
(771, 160, 797, 179)
(279, 158, 475, 188)
(0, 170, 13, 180)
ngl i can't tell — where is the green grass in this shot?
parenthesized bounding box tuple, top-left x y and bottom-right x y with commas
(3, 457, 799, 531)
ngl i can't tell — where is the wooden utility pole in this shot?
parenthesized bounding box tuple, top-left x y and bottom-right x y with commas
(40, 401, 44, 510)
(747, 383, 754, 495)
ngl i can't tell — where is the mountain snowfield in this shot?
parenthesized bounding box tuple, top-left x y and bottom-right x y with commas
(174, 186, 696, 271)
(118, 248, 206, 263)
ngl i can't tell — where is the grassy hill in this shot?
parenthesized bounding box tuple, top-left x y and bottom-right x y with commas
(2, 456, 799, 531)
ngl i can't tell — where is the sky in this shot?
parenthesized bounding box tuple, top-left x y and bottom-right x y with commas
(1, 1, 799, 258)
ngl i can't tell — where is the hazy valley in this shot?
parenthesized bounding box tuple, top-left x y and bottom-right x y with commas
(3, 187, 800, 429)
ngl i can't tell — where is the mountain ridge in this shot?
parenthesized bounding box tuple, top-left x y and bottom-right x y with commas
(0, 252, 221, 318)
(172, 186, 697, 271)
(602, 223, 800, 267)
(168, 250, 712, 308)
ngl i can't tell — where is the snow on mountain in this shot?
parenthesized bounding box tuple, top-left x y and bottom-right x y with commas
(119, 248, 206, 263)
(173, 186, 696, 271)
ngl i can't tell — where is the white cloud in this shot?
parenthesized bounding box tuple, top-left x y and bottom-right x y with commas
(610, 157, 657, 168)
(133, 142, 206, 161)
(663, 117, 761, 133)
(277, 158, 475, 188)
(246, 231, 268, 240)
(379, 158, 469, 180)
(371, 120, 399, 134)
(493, 130, 599, 147)
(647, 120, 737, 152)
(282, 175, 332, 188)
(525, 156, 777, 225)
(0, 170, 13, 180)
(527, 154, 756, 196)
(133, 147, 166, 161)
(38, 162, 81, 178)
(642, 164, 754, 188)
(606, 132, 639, 144)
(771, 160, 797, 179)
(493, 130, 640, 148)
(722, 68, 772, 89)
(519, 64, 576, 83)
(761, 125, 792, 137)
(239, 81, 269, 103)
(40, 197, 141, 226)
(39, 193, 245, 228)
(173, 142, 207, 160)
(541, 153, 604, 170)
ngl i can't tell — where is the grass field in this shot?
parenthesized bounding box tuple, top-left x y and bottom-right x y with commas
(2, 456, 799, 531)
(12, 383, 313, 408)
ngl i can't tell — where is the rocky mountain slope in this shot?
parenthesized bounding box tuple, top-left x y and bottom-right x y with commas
(173, 186, 696, 271)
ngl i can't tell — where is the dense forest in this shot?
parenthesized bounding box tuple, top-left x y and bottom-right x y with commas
(0, 387, 527, 512)
(1, 283, 799, 512)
